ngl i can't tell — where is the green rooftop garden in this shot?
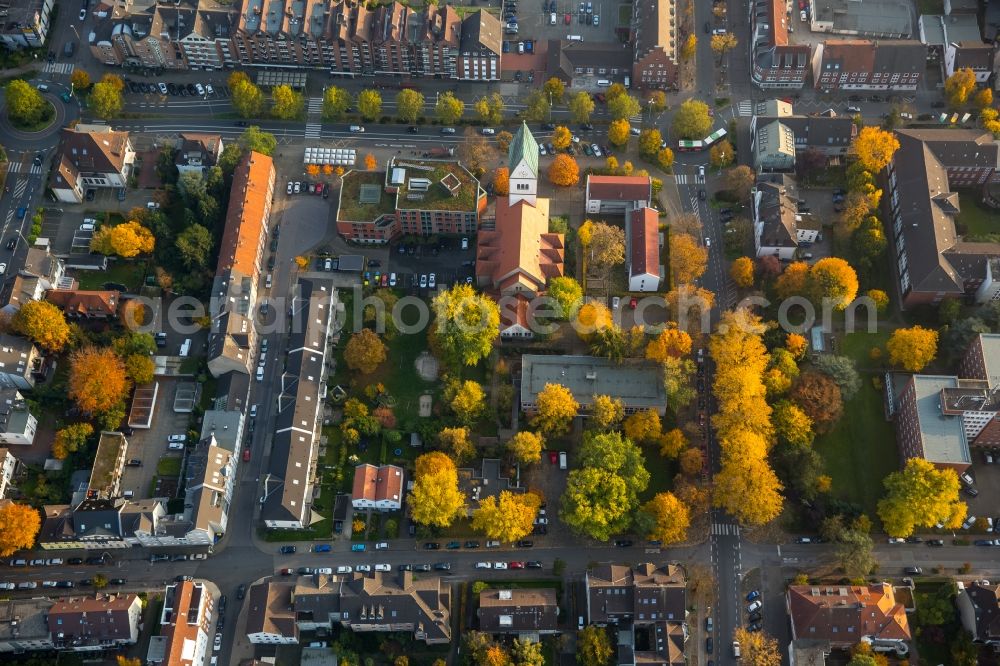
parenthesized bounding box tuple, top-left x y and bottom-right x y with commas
(337, 170, 395, 222)
(394, 161, 479, 213)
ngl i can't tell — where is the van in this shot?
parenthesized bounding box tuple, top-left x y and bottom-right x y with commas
(712, 28, 728, 35)
(578, 616, 585, 630)
(559, 451, 567, 469)
(732, 641, 741, 658)
(250, 404, 258, 418)
(566, 34, 582, 41)
(596, 79, 611, 87)
(255, 366, 264, 382)
(36, 84, 49, 92)
(550, 11, 557, 24)
(123, 490, 134, 499)
(349, 125, 366, 133)
(79, 222, 95, 232)
(486, 540, 501, 548)
(265, 274, 272, 289)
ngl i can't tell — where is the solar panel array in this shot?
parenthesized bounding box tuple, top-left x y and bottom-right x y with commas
(303, 147, 357, 166)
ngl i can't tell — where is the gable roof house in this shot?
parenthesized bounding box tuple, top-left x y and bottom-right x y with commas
(0, 596, 55, 653)
(631, 0, 678, 90)
(627, 207, 661, 292)
(261, 279, 336, 530)
(179, 435, 236, 546)
(945, 40, 996, 83)
(45, 289, 119, 319)
(48, 594, 143, 651)
(0, 388, 38, 447)
(786, 583, 911, 651)
(885, 129, 1000, 310)
(175, 133, 224, 177)
(545, 40, 635, 89)
(479, 588, 559, 636)
(752, 176, 819, 259)
(957, 580, 1000, 646)
(245, 581, 298, 645)
(207, 151, 275, 378)
(146, 580, 213, 666)
(351, 464, 404, 511)
(457, 9, 501, 80)
(0, 334, 46, 391)
(751, 100, 858, 172)
(750, 0, 811, 89)
(476, 124, 563, 338)
(811, 39, 924, 91)
(49, 124, 135, 204)
(585, 175, 652, 215)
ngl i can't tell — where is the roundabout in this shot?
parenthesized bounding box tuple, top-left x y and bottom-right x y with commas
(0, 85, 76, 150)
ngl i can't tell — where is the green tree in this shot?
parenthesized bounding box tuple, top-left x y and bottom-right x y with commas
(237, 126, 278, 156)
(396, 89, 425, 123)
(270, 84, 304, 120)
(90, 78, 124, 119)
(812, 354, 862, 400)
(430, 284, 499, 368)
(638, 128, 663, 156)
(229, 72, 264, 118)
(6, 80, 47, 126)
(671, 99, 712, 140)
(608, 94, 641, 121)
(435, 91, 465, 124)
(175, 223, 213, 271)
(357, 89, 383, 120)
(543, 77, 565, 104)
(322, 86, 352, 120)
(523, 89, 551, 122)
(568, 91, 595, 123)
(577, 626, 613, 666)
(877, 458, 966, 537)
(547, 276, 583, 319)
(474, 93, 504, 125)
(511, 637, 545, 666)
(52, 423, 94, 460)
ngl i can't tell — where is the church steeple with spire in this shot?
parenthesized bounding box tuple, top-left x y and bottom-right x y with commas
(507, 121, 539, 206)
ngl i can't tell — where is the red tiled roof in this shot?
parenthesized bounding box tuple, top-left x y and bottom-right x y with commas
(217, 152, 274, 278)
(788, 583, 910, 647)
(476, 197, 563, 296)
(352, 464, 404, 503)
(161, 581, 209, 666)
(48, 594, 139, 642)
(587, 175, 652, 203)
(630, 207, 659, 278)
(45, 289, 119, 317)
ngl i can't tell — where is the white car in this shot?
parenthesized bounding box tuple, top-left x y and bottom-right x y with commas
(213, 633, 222, 652)
(79, 8, 87, 20)
(316, 567, 334, 574)
(494, 562, 508, 570)
(356, 564, 372, 572)
(961, 472, 974, 486)
(195, 83, 206, 96)
(747, 600, 762, 613)
(336, 566, 353, 574)
(45, 559, 63, 566)
(41, 581, 58, 588)
(294, 181, 302, 194)
(475, 562, 493, 569)
(287, 182, 294, 194)
(539, 144, 547, 155)
(388, 273, 397, 287)
(374, 563, 391, 572)
(168, 434, 187, 443)
(419, 274, 428, 288)
(158, 82, 168, 94)
(963, 515, 977, 530)
(17, 581, 36, 590)
(887, 537, 905, 544)
(481, 128, 496, 135)
(705, 237, 711, 248)
(631, 127, 641, 136)
(0, 264, 8, 276)
(205, 84, 215, 95)
(375, 542, 389, 550)
(612, 296, 620, 309)
(168, 442, 185, 451)
(591, 144, 602, 157)
(429, 273, 437, 288)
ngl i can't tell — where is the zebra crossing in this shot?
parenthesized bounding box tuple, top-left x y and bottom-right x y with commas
(737, 99, 753, 116)
(676, 173, 707, 185)
(307, 97, 323, 114)
(7, 162, 44, 176)
(42, 62, 74, 75)
(10, 178, 28, 199)
(304, 123, 323, 139)
(712, 523, 740, 536)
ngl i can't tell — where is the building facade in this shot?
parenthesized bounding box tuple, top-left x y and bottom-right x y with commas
(49, 125, 135, 204)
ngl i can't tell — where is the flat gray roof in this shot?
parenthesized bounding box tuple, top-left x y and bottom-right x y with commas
(815, 0, 913, 36)
(977, 334, 1000, 387)
(912, 375, 971, 465)
(520, 355, 665, 411)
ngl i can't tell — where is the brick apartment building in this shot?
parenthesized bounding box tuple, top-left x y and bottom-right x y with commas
(750, 0, 811, 89)
(812, 39, 924, 91)
(631, 0, 678, 89)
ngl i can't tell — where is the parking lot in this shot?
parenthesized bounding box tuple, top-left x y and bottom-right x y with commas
(501, 0, 622, 45)
(961, 450, 1000, 531)
(388, 238, 477, 292)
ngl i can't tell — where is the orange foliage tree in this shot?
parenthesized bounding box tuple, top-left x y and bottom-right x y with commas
(364, 153, 377, 170)
(0, 502, 41, 556)
(548, 154, 580, 187)
(493, 167, 510, 195)
(68, 347, 130, 414)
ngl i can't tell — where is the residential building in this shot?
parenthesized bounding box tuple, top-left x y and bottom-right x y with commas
(458, 459, 519, 515)
(175, 133, 224, 177)
(49, 594, 143, 651)
(890, 334, 1000, 469)
(457, 10, 501, 81)
(22, 245, 66, 290)
(0, 334, 46, 391)
(750, 0, 811, 89)
(200, 409, 247, 454)
(919, 12, 982, 63)
(585, 563, 687, 665)
(631, 0, 677, 89)
(478, 588, 559, 635)
(261, 279, 336, 529)
(336, 157, 486, 244)
(245, 581, 298, 645)
(0, 388, 37, 446)
(810, 0, 913, 37)
(476, 124, 563, 338)
(45, 289, 119, 319)
(750, 100, 858, 172)
(752, 176, 819, 259)
(0, 448, 19, 500)
(86, 431, 129, 501)
(585, 175, 652, 215)
(885, 129, 1000, 309)
(812, 40, 924, 91)
(521, 355, 666, 415)
(293, 570, 452, 644)
(351, 464, 404, 512)
(0, 0, 54, 49)
(49, 125, 135, 204)
(945, 41, 996, 82)
(545, 40, 635, 89)
(0, 597, 54, 653)
(627, 207, 661, 292)
(957, 580, 1000, 646)
(786, 584, 911, 652)
(181, 434, 236, 546)
(146, 580, 213, 666)
(207, 151, 275, 378)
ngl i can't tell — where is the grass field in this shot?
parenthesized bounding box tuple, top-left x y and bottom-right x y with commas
(75, 261, 147, 291)
(156, 457, 182, 477)
(956, 189, 1000, 238)
(812, 331, 899, 521)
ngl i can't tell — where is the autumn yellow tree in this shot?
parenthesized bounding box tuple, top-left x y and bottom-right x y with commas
(709, 139, 735, 169)
(730, 256, 754, 288)
(733, 628, 782, 666)
(52, 423, 94, 460)
(587, 222, 626, 272)
(645, 328, 692, 362)
(493, 167, 509, 195)
(877, 458, 965, 537)
(658, 428, 687, 458)
(344, 328, 387, 374)
(785, 332, 808, 359)
(447, 379, 486, 425)
(90, 220, 155, 258)
(944, 67, 977, 107)
(867, 288, 890, 312)
(679, 447, 703, 476)
(680, 33, 697, 61)
(507, 431, 544, 464)
(70, 69, 90, 91)
(364, 153, 377, 170)
(69, 347, 130, 414)
(552, 125, 572, 150)
(438, 426, 475, 464)
(11, 300, 70, 352)
(591, 395, 625, 430)
(809, 257, 859, 310)
(409, 452, 466, 527)
(607, 119, 630, 147)
(531, 383, 579, 437)
(431, 284, 500, 368)
(574, 301, 613, 341)
(548, 154, 580, 187)
(886, 325, 938, 372)
(852, 126, 900, 173)
(974, 87, 995, 111)
(657, 147, 675, 170)
(640, 492, 690, 544)
(669, 233, 708, 284)
(471, 491, 540, 542)
(623, 409, 661, 444)
(775, 261, 809, 299)
(0, 502, 40, 556)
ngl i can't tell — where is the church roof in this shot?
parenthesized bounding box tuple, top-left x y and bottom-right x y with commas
(508, 122, 539, 177)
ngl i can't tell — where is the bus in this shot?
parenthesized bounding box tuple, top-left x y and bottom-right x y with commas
(677, 127, 728, 151)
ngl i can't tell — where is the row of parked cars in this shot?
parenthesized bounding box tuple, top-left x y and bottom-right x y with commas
(287, 181, 331, 197)
(126, 80, 215, 97)
(475, 561, 543, 569)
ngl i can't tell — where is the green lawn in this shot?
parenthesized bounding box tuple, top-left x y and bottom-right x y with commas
(640, 443, 676, 502)
(955, 189, 1000, 238)
(812, 332, 899, 521)
(75, 261, 147, 291)
(156, 457, 182, 477)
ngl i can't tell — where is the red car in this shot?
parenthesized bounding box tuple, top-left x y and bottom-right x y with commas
(798, 0, 806, 8)
(509, 561, 526, 569)
(564, 12, 571, 23)
(629, 297, 638, 309)
(548, 450, 558, 464)
(381, 273, 389, 287)
(243, 449, 251, 461)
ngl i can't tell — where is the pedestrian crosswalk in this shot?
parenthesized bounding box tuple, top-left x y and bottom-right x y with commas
(677, 173, 706, 185)
(737, 99, 753, 116)
(11, 178, 28, 198)
(42, 62, 74, 75)
(712, 523, 740, 536)
(307, 97, 323, 115)
(7, 162, 43, 176)
(304, 123, 322, 139)
(6, 162, 19, 175)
